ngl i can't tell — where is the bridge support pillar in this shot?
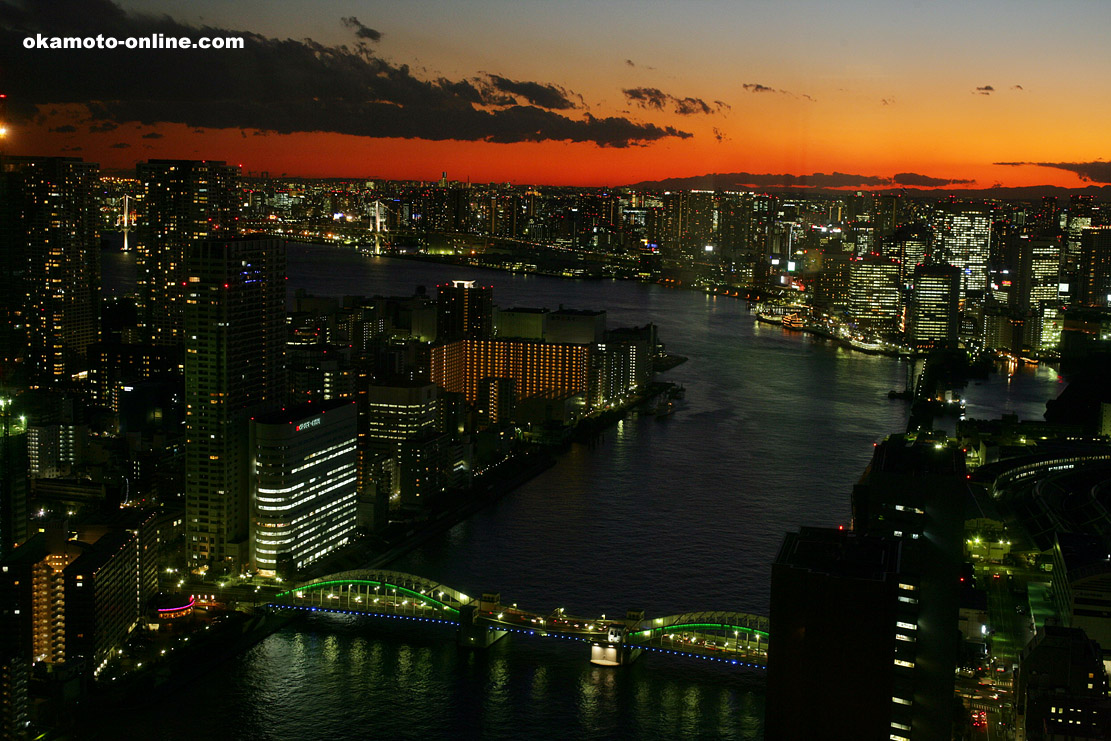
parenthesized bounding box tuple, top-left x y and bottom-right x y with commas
(589, 626, 641, 666)
(589, 643, 642, 666)
(456, 604, 506, 649)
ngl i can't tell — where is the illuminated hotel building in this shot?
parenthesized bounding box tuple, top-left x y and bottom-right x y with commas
(907, 264, 960, 350)
(250, 400, 358, 576)
(0, 156, 99, 383)
(184, 237, 285, 571)
(137, 160, 239, 345)
(431, 339, 589, 406)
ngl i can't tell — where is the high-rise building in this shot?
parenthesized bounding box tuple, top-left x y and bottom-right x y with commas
(136, 160, 239, 345)
(363, 383, 440, 459)
(0, 400, 28, 560)
(848, 257, 901, 334)
(907, 264, 960, 350)
(887, 224, 932, 287)
(436, 281, 493, 341)
(184, 237, 285, 572)
(932, 202, 992, 298)
(476, 377, 515, 428)
(1017, 626, 1111, 739)
(250, 400, 358, 576)
(850, 434, 966, 741)
(1014, 235, 1061, 312)
(766, 527, 909, 740)
(0, 156, 99, 384)
(1078, 227, 1111, 308)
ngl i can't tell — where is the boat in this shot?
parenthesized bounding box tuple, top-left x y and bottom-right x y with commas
(654, 400, 675, 417)
(781, 313, 804, 330)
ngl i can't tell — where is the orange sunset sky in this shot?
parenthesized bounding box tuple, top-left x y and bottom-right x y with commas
(2, 0, 1109, 189)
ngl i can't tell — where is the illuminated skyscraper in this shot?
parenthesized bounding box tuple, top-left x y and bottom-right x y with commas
(184, 237, 285, 572)
(1013, 235, 1061, 311)
(907, 264, 960, 350)
(0, 156, 99, 383)
(848, 257, 901, 334)
(887, 224, 932, 287)
(137, 160, 239, 345)
(932, 202, 991, 299)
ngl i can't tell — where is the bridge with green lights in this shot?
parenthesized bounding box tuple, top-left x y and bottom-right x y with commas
(267, 569, 769, 669)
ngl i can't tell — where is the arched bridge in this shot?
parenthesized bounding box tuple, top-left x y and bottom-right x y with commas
(268, 570, 768, 669)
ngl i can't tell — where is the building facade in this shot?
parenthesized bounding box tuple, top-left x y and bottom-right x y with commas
(184, 237, 286, 572)
(251, 400, 358, 576)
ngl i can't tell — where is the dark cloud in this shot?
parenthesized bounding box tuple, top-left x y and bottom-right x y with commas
(340, 16, 381, 42)
(88, 121, 118, 133)
(49, 124, 76, 133)
(625, 59, 635, 67)
(623, 87, 724, 116)
(880, 98, 893, 106)
(639, 171, 973, 189)
(109, 142, 130, 148)
(712, 127, 729, 144)
(624, 87, 668, 110)
(995, 161, 1111, 183)
(61, 145, 82, 151)
(892, 172, 974, 187)
(486, 75, 577, 110)
(141, 132, 162, 139)
(1012, 84, 1024, 91)
(674, 97, 712, 115)
(0, 0, 688, 148)
(742, 83, 778, 93)
(975, 85, 995, 95)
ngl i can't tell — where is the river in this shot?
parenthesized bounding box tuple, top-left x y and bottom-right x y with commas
(98, 245, 1061, 739)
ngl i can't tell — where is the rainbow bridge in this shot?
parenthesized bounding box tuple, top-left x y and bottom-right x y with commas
(267, 569, 768, 669)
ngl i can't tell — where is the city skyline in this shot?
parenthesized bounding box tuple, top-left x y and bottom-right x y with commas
(2, 0, 1111, 188)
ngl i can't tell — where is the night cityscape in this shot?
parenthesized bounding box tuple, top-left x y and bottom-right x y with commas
(4, 1, 1111, 739)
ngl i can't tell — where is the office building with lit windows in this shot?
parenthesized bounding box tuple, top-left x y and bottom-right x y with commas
(907, 264, 960, 350)
(1014, 236, 1061, 312)
(848, 256, 901, 334)
(932, 202, 991, 299)
(137, 159, 239, 345)
(184, 237, 285, 571)
(250, 400, 358, 576)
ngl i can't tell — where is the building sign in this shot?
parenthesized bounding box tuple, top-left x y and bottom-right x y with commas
(295, 417, 321, 432)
